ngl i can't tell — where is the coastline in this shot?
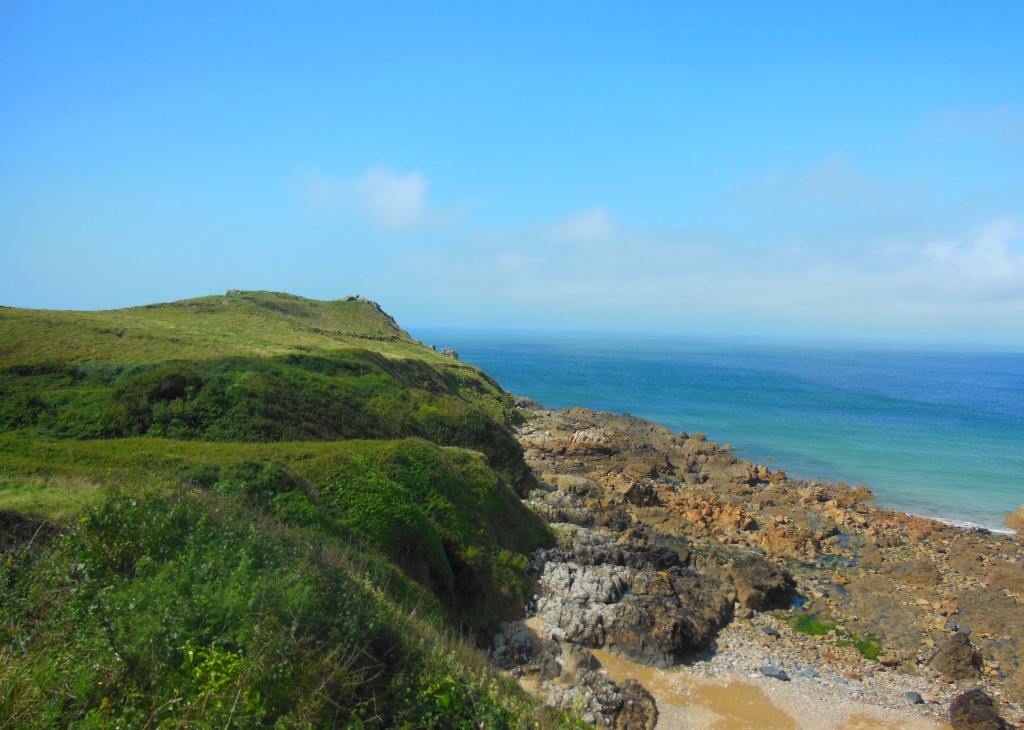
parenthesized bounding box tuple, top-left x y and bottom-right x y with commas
(919, 515, 1015, 537)
(495, 403, 1024, 729)
(415, 330, 1024, 533)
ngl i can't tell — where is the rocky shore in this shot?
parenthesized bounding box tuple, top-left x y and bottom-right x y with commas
(492, 405, 1024, 729)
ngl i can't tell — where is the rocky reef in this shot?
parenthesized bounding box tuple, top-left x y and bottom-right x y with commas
(493, 405, 1024, 729)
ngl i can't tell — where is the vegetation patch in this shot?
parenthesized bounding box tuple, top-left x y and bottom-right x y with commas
(790, 611, 886, 661)
(0, 487, 575, 728)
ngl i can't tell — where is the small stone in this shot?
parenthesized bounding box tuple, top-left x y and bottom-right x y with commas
(906, 691, 925, 705)
(878, 654, 900, 667)
(801, 667, 822, 679)
(761, 665, 791, 681)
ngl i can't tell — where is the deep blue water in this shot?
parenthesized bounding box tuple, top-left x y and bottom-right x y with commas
(412, 329, 1024, 531)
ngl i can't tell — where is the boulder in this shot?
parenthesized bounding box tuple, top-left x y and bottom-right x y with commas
(615, 679, 658, 730)
(949, 688, 1008, 730)
(727, 554, 796, 610)
(931, 631, 982, 681)
(1003, 505, 1024, 531)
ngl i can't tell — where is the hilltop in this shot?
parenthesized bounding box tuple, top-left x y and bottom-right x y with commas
(0, 291, 586, 728)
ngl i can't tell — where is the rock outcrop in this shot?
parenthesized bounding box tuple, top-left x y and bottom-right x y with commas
(499, 404, 1024, 722)
(1004, 504, 1024, 531)
(491, 621, 658, 729)
(528, 521, 732, 667)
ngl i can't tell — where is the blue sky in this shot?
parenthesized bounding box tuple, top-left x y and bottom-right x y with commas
(2, 2, 1023, 344)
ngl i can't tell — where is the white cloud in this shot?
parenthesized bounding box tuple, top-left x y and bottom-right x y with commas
(294, 160, 1023, 343)
(918, 216, 1024, 292)
(543, 207, 615, 244)
(350, 167, 430, 230)
(386, 207, 1024, 343)
(299, 166, 456, 231)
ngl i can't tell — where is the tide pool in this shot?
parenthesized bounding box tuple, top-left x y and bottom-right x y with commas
(412, 329, 1024, 531)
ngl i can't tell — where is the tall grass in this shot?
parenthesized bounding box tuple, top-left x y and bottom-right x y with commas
(0, 486, 578, 728)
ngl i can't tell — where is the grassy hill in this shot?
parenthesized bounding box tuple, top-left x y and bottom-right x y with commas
(0, 292, 577, 728)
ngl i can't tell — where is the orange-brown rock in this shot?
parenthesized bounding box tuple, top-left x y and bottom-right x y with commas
(1004, 504, 1024, 531)
(514, 405, 1024, 707)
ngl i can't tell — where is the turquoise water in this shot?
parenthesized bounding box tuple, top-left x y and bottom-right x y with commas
(412, 330, 1024, 531)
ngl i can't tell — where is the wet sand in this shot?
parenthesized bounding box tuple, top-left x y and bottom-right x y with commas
(588, 648, 952, 730)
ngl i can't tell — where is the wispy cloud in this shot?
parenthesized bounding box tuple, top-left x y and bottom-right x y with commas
(542, 207, 615, 244)
(918, 105, 1024, 149)
(299, 166, 459, 231)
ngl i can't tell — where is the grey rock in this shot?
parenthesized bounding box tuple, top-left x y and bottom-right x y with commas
(905, 691, 925, 705)
(531, 522, 732, 667)
(760, 665, 790, 681)
(490, 621, 535, 670)
(560, 643, 600, 675)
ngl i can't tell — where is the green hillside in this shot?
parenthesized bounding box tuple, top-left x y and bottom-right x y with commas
(0, 292, 575, 728)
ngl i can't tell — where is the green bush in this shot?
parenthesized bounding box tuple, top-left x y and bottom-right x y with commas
(0, 486, 575, 728)
(0, 352, 527, 489)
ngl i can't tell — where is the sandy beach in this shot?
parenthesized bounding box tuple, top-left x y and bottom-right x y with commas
(591, 634, 952, 729)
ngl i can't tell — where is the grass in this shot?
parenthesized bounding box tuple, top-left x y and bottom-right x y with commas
(0, 292, 581, 724)
(1, 297, 528, 486)
(0, 291, 575, 727)
(0, 434, 550, 635)
(0, 475, 104, 522)
(0, 292, 417, 362)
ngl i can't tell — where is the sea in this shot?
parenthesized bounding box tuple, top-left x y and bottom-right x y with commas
(411, 329, 1024, 532)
